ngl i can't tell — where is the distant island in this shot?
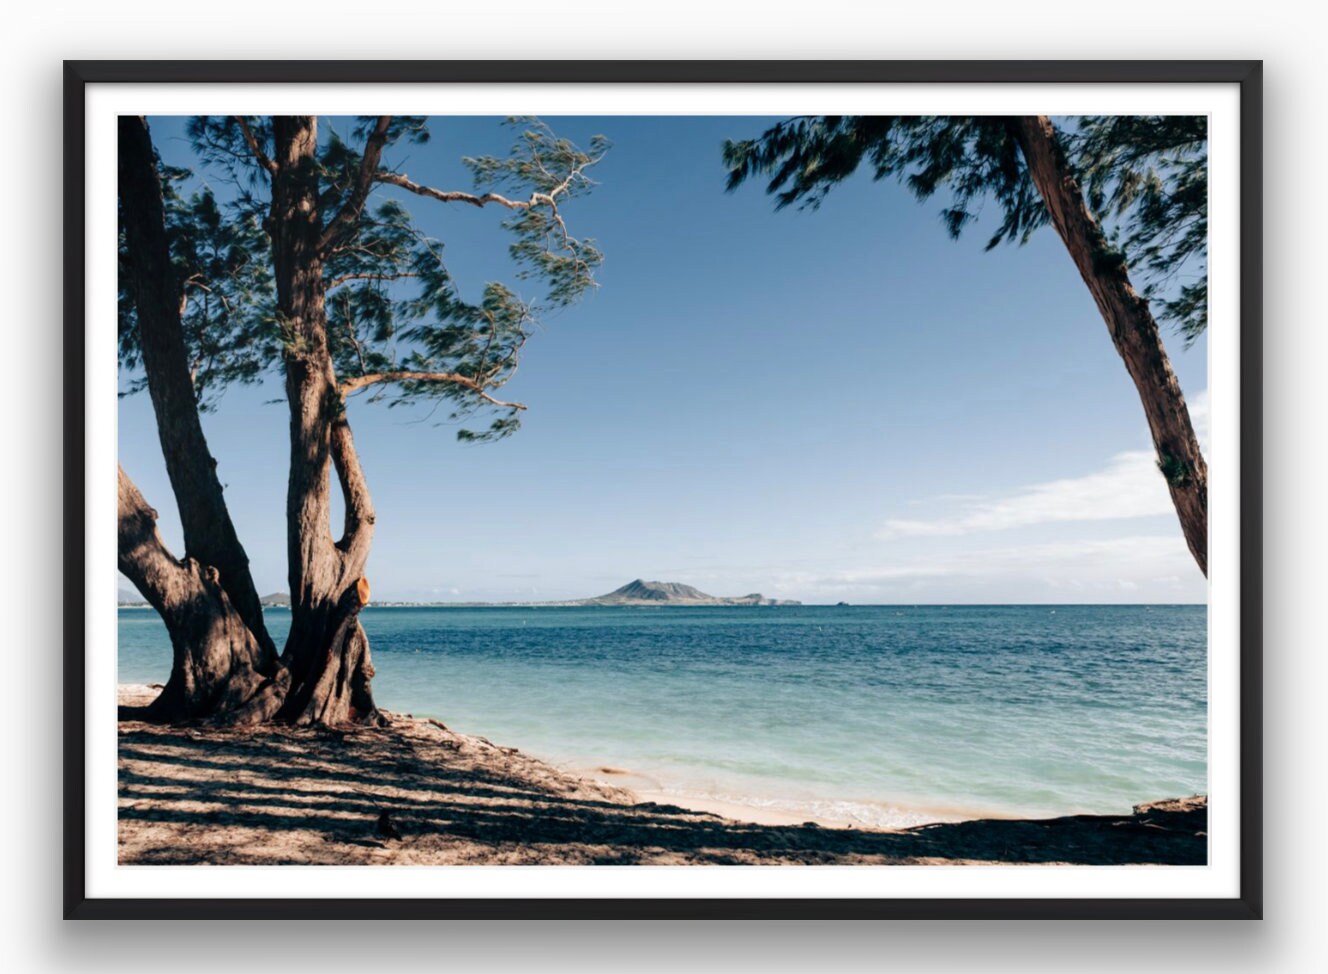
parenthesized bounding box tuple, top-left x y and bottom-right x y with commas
(419, 579, 801, 607)
(120, 580, 800, 608)
(572, 579, 799, 607)
(452, 579, 799, 607)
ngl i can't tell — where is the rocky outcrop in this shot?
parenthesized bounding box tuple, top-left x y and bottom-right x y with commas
(1132, 795, 1207, 832)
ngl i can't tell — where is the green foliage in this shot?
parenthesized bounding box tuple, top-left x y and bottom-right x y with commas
(182, 116, 276, 225)
(1156, 451, 1191, 487)
(119, 116, 607, 441)
(118, 167, 277, 411)
(1091, 239, 1130, 276)
(464, 118, 607, 308)
(723, 116, 1048, 251)
(322, 117, 605, 440)
(319, 117, 431, 220)
(723, 115, 1208, 341)
(456, 413, 522, 443)
(1073, 116, 1208, 343)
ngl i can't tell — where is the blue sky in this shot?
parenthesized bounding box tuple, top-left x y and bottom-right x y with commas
(119, 115, 1209, 604)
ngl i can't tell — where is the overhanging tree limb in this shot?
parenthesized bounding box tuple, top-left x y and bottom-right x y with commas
(723, 114, 1209, 576)
(1010, 116, 1207, 574)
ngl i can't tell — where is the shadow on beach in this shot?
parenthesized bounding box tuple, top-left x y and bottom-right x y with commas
(116, 708, 1207, 867)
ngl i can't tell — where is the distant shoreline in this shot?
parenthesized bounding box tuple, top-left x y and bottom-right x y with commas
(118, 601, 1209, 609)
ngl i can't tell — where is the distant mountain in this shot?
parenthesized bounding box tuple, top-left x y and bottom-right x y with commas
(260, 592, 291, 607)
(584, 579, 799, 607)
(597, 579, 710, 602)
(118, 587, 147, 606)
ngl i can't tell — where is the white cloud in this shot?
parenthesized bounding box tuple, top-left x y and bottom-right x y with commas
(769, 535, 1203, 601)
(879, 389, 1209, 540)
(879, 449, 1174, 538)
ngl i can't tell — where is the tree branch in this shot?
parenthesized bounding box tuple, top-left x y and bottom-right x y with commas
(326, 271, 419, 291)
(339, 370, 527, 411)
(320, 116, 394, 253)
(373, 171, 539, 210)
(329, 415, 375, 577)
(117, 466, 192, 611)
(374, 168, 592, 270)
(232, 117, 277, 175)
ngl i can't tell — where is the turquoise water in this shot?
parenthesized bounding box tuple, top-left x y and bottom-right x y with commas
(118, 604, 1207, 828)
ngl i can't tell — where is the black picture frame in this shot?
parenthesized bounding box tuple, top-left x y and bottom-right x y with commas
(65, 59, 1263, 920)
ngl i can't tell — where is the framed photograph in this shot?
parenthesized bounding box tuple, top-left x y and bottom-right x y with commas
(66, 60, 1262, 919)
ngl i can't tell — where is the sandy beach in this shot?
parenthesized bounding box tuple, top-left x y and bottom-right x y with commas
(117, 684, 1207, 866)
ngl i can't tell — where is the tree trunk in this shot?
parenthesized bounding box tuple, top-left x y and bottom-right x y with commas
(118, 115, 282, 722)
(118, 468, 280, 723)
(268, 116, 381, 725)
(118, 114, 379, 727)
(1011, 116, 1208, 577)
(118, 115, 279, 658)
(281, 577, 378, 725)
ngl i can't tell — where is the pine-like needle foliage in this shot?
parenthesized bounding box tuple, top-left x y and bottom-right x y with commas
(723, 115, 1208, 342)
(1072, 116, 1208, 343)
(119, 116, 607, 439)
(118, 165, 276, 411)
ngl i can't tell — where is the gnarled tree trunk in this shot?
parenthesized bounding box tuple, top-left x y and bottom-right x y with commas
(268, 115, 381, 726)
(118, 115, 281, 722)
(1011, 116, 1208, 576)
(118, 468, 279, 723)
(118, 115, 279, 656)
(120, 113, 384, 727)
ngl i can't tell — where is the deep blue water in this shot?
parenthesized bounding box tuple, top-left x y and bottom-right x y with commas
(118, 604, 1207, 827)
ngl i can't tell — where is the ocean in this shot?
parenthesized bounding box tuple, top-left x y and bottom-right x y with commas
(117, 603, 1208, 829)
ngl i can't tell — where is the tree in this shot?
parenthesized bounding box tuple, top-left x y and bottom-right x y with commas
(118, 114, 605, 724)
(118, 116, 278, 722)
(723, 116, 1209, 575)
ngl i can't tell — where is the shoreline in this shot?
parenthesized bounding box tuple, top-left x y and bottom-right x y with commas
(116, 684, 1207, 866)
(569, 765, 1001, 830)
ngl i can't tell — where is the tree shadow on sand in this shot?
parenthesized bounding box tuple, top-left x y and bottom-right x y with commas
(116, 721, 1206, 866)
